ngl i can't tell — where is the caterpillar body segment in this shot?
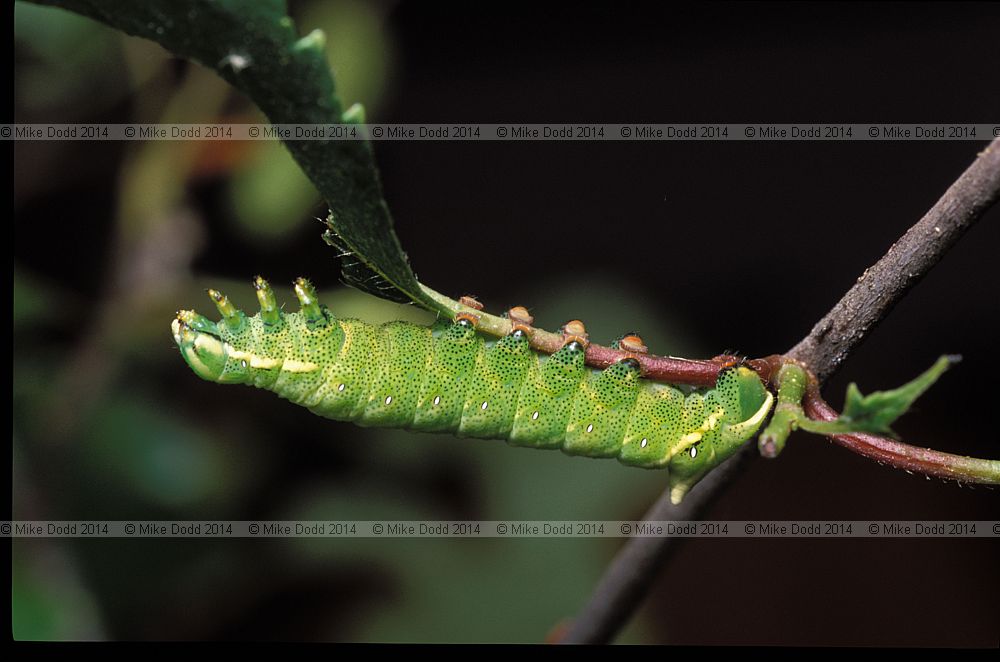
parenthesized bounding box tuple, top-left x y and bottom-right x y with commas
(172, 281, 775, 502)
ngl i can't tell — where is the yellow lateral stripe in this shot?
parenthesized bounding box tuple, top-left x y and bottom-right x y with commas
(282, 359, 320, 373)
(726, 391, 775, 435)
(227, 347, 318, 372)
(679, 431, 703, 445)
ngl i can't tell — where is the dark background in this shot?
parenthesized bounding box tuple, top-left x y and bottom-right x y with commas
(13, 1, 1000, 645)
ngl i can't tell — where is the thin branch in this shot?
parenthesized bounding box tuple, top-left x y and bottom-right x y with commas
(786, 139, 1000, 381)
(801, 386, 1000, 482)
(558, 441, 759, 644)
(561, 138, 1000, 644)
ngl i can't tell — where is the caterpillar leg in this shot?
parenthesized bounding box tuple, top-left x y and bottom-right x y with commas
(561, 319, 590, 347)
(455, 294, 484, 326)
(506, 306, 535, 336)
(611, 332, 648, 355)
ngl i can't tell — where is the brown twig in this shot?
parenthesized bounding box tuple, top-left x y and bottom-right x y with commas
(801, 386, 1000, 483)
(786, 139, 1000, 382)
(557, 440, 759, 644)
(560, 138, 1000, 644)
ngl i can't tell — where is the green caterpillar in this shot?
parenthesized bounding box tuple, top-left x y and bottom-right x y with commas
(172, 277, 774, 503)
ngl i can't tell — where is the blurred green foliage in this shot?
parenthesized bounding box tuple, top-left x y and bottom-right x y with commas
(13, 2, 700, 641)
(15, 2, 128, 113)
(30, 0, 435, 309)
(227, 0, 392, 242)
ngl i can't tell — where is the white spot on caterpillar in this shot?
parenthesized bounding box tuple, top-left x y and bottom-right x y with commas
(586, 424, 594, 433)
(531, 411, 539, 420)
(385, 395, 393, 405)
(433, 396, 441, 406)
(338, 383, 346, 392)
(641, 438, 648, 448)
(481, 401, 489, 410)
(241, 360, 248, 369)
(690, 446, 698, 458)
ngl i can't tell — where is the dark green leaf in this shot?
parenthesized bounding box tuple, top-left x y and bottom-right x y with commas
(322, 218, 415, 304)
(32, 0, 440, 310)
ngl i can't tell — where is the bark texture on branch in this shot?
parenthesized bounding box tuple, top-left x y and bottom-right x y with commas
(787, 140, 1000, 381)
(562, 138, 1000, 645)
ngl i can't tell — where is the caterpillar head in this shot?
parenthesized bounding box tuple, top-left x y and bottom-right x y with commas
(172, 277, 334, 384)
(172, 309, 243, 383)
